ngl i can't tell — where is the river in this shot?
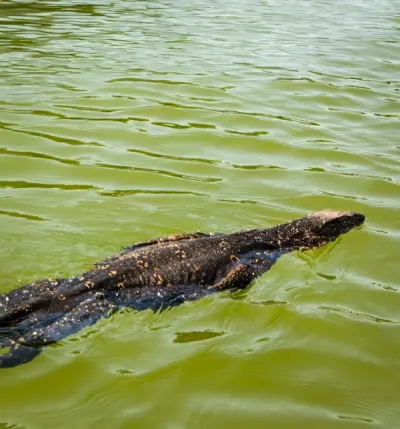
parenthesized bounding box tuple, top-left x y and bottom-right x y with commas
(0, 1, 399, 428)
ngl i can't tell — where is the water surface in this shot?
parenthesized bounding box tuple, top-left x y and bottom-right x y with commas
(0, 1, 399, 428)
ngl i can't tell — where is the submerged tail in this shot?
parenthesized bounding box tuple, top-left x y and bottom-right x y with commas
(0, 338, 42, 368)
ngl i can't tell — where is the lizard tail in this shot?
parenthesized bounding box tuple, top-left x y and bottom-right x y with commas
(0, 338, 42, 369)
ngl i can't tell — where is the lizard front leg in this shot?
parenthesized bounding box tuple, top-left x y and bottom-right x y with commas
(209, 258, 273, 291)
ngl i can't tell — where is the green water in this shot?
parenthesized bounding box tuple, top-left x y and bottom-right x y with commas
(0, 0, 399, 428)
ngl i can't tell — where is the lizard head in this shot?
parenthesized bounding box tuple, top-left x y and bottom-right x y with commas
(257, 209, 365, 252)
(307, 210, 365, 246)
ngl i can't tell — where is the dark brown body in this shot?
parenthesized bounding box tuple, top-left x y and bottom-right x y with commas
(0, 210, 364, 368)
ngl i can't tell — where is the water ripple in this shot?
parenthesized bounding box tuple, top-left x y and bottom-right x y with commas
(96, 162, 221, 183)
(173, 330, 224, 344)
(0, 210, 47, 222)
(127, 148, 219, 165)
(0, 180, 99, 191)
(3, 127, 104, 147)
(99, 189, 208, 198)
(0, 148, 80, 166)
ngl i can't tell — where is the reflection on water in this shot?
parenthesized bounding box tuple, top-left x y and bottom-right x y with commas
(0, 0, 399, 428)
(173, 330, 225, 344)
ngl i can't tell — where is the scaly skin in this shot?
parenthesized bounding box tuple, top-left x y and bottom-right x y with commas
(0, 210, 364, 368)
